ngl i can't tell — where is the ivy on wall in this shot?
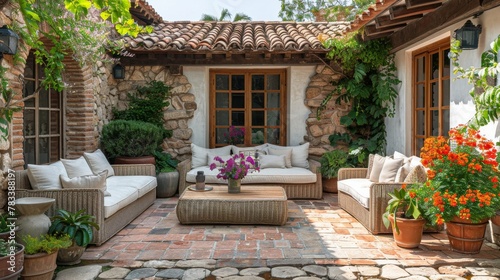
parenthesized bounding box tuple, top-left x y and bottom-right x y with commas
(318, 34, 401, 163)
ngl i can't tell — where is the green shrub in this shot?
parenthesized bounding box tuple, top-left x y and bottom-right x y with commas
(154, 150, 178, 173)
(22, 234, 71, 255)
(101, 120, 166, 158)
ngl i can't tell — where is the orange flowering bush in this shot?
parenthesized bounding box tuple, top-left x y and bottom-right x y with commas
(417, 125, 500, 225)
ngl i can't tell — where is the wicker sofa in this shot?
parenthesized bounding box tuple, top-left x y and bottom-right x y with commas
(337, 153, 427, 234)
(177, 143, 323, 199)
(15, 161, 157, 246)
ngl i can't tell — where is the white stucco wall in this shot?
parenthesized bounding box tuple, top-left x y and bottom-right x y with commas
(183, 65, 316, 147)
(387, 6, 500, 156)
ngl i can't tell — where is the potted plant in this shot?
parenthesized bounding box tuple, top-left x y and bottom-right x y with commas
(319, 149, 353, 193)
(48, 209, 99, 265)
(0, 239, 24, 280)
(382, 184, 426, 248)
(154, 150, 179, 198)
(101, 119, 167, 164)
(416, 124, 500, 254)
(210, 153, 259, 193)
(0, 214, 17, 241)
(21, 234, 71, 280)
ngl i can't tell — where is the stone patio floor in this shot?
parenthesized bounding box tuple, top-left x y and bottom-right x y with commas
(81, 193, 500, 268)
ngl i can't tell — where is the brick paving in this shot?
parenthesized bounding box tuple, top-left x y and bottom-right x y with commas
(82, 193, 500, 267)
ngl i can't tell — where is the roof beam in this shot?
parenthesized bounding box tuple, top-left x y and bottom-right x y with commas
(375, 14, 422, 28)
(406, 0, 443, 8)
(365, 23, 407, 36)
(390, 2, 442, 19)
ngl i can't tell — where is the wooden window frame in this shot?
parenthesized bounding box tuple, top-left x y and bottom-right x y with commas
(209, 69, 287, 148)
(411, 38, 451, 155)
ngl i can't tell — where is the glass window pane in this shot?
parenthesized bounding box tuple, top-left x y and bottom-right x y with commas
(252, 93, 264, 108)
(50, 111, 59, 134)
(38, 63, 46, 79)
(231, 75, 244, 90)
(443, 79, 450, 106)
(50, 137, 60, 162)
(267, 74, 280, 90)
(39, 137, 49, 164)
(24, 110, 35, 136)
(431, 82, 438, 107)
(216, 92, 229, 108)
(24, 55, 34, 79)
(417, 110, 425, 135)
(252, 75, 264, 90)
(39, 110, 49, 135)
(442, 49, 450, 78)
(416, 138, 424, 156)
(252, 128, 265, 145)
(267, 128, 279, 144)
(232, 93, 244, 108)
(23, 138, 35, 166)
(431, 110, 439, 136)
(267, 110, 280, 126)
(252, 111, 265, 126)
(216, 111, 229, 125)
(431, 52, 439, 79)
(232, 111, 244, 126)
(443, 110, 450, 136)
(267, 92, 280, 108)
(216, 75, 229, 90)
(39, 87, 49, 108)
(417, 57, 425, 82)
(23, 80, 35, 107)
(50, 91, 60, 108)
(216, 128, 229, 145)
(416, 84, 425, 108)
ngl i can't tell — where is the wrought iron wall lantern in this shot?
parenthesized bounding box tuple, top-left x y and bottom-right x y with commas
(112, 63, 125, 79)
(0, 25, 19, 59)
(454, 20, 482, 50)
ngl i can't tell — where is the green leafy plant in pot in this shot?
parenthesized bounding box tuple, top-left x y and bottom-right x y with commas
(21, 234, 71, 280)
(48, 209, 99, 265)
(0, 238, 24, 280)
(319, 149, 353, 193)
(382, 184, 426, 249)
(154, 150, 180, 198)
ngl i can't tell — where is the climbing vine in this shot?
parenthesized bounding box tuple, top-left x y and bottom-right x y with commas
(318, 34, 400, 163)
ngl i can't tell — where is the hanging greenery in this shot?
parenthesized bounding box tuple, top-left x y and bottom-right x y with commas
(318, 34, 401, 163)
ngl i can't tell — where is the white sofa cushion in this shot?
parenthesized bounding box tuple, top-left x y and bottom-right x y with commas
(60, 170, 111, 196)
(267, 148, 292, 168)
(267, 142, 310, 168)
(61, 156, 94, 178)
(368, 154, 386, 182)
(84, 149, 115, 177)
(187, 166, 317, 185)
(207, 153, 232, 167)
(106, 176, 157, 198)
(27, 164, 64, 190)
(259, 154, 286, 169)
(104, 186, 138, 218)
(378, 157, 404, 182)
(50, 161, 69, 178)
(191, 143, 233, 168)
(337, 178, 372, 209)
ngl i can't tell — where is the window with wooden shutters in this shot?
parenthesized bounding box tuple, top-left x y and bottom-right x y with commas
(412, 39, 451, 155)
(210, 69, 287, 147)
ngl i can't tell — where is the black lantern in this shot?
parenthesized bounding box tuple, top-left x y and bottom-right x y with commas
(112, 63, 125, 79)
(455, 20, 482, 50)
(0, 26, 19, 59)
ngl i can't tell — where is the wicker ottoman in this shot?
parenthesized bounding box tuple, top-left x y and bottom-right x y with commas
(176, 185, 288, 225)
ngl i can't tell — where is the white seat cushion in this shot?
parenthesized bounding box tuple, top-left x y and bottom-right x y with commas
(337, 178, 373, 209)
(106, 176, 157, 198)
(104, 185, 138, 218)
(187, 166, 317, 185)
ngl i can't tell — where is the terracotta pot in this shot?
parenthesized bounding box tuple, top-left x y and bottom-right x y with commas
(56, 243, 85, 265)
(446, 217, 488, 254)
(388, 214, 426, 248)
(114, 156, 155, 165)
(0, 243, 24, 279)
(322, 177, 338, 193)
(491, 213, 500, 227)
(228, 178, 241, 193)
(21, 250, 58, 280)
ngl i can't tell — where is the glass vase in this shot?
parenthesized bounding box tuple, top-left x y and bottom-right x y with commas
(227, 178, 241, 193)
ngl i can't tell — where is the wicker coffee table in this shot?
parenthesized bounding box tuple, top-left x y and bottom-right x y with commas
(176, 185, 288, 225)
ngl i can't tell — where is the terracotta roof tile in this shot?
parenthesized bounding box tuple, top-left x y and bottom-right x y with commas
(124, 21, 349, 52)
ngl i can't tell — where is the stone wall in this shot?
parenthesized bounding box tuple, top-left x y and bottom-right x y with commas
(304, 64, 351, 157)
(107, 66, 194, 161)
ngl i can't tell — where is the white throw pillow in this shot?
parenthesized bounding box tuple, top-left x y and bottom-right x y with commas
(267, 142, 310, 168)
(60, 170, 110, 196)
(395, 161, 411, 183)
(27, 164, 63, 190)
(369, 154, 386, 182)
(268, 148, 292, 168)
(379, 157, 404, 182)
(207, 153, 232, 167)
(61, 156, 94, 178)
(83, 149, 115, 177)
(259, 155, 286, 169)
(49, 161, 69, 178)
(191, 143, 233, 168)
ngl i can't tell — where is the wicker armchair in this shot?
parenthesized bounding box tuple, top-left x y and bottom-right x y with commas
(337, 163, 406, 234)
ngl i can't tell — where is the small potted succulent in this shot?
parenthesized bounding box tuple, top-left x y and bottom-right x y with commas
(48, 209, 99, 265)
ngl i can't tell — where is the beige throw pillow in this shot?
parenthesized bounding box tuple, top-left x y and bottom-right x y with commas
(379, 157, 404, 182)
(61, 156, 94, 178)
(267, 142, 310, 168)
(191, 143, 232, 168)
(268, 148, 292, 168)
(369, 154, 386, 182)
(404, 164, 428, 183)
(60, 170, 110, 196)
(259, 155, 286, 169)
(84, 149, 115, 177)
(27, 164, 64, 190)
